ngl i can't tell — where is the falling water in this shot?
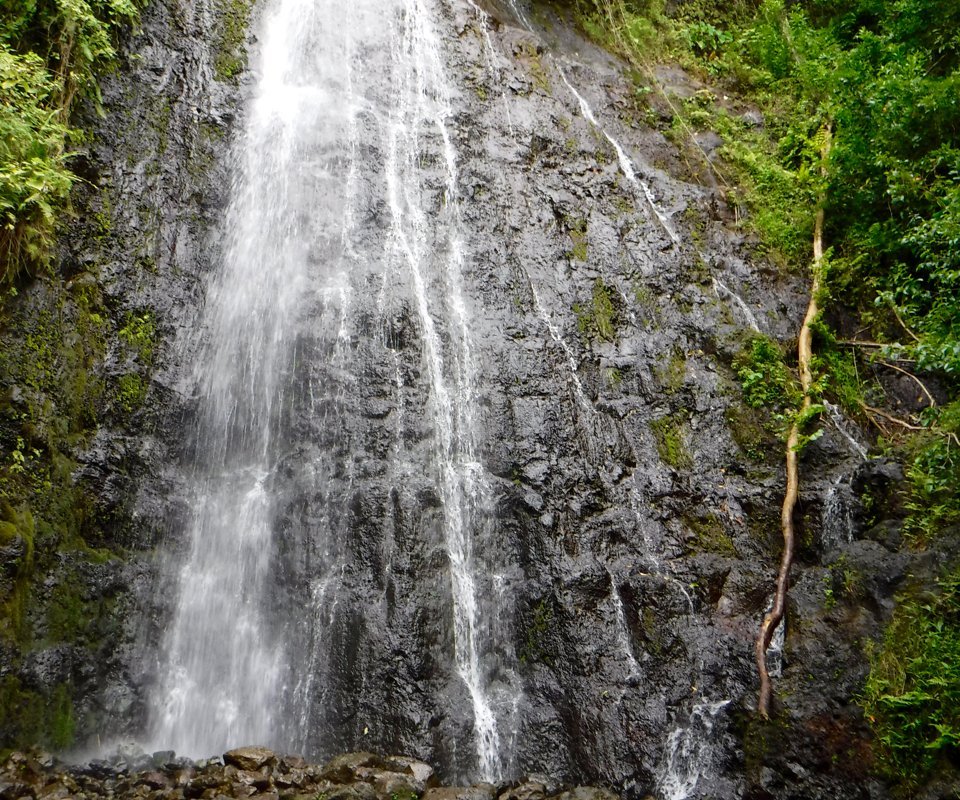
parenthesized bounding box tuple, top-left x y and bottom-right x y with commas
(607, 571, 641, 677)
(822, 475, 856, 552)
(824, 400, 869, 461)
(712, 277, 761, 332)
(147, 0, 507, 775)
(380, 0, 504, 776)
(557, 68, 681, 246)
(657, 700, 731, 800)
(145, 0, 345, 754)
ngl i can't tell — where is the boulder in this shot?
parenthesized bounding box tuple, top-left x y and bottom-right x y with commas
(223, 749, 278, 773)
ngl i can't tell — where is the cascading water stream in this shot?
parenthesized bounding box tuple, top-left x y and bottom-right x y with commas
(146, 0, 347, 754)
(148, 0, 509, 775)
(656, 700, 731, 800)
(380, 0, 505, 777)
(557, 68, 681, 247)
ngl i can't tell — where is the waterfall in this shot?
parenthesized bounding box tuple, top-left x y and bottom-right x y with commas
(657, 700, 731, 800)
(380, 0, 504, 777)
(146, 0, 511, 776)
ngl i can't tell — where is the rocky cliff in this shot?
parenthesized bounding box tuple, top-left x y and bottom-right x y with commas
(1, 1, 953, 798)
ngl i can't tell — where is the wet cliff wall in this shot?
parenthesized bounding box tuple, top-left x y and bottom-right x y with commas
(1, 1, 955, 799)
(0, 0, 246, 752)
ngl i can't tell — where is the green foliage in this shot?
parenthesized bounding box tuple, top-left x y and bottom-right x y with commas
(574, 278, 618, 342)
(733, 335, 798, 410)
(0, 0, 140, 278)
(682, 20, 733, 59)
(0, 46, 73, 279)
(902, 401, 960, 543)
(862, 568, 960, 785)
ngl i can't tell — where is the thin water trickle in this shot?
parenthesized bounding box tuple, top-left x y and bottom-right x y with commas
(557, 68, 681, 246)
(712, 277, 760, 332)
(824, 400, 869, 461)
(822, 475, 855, 552)
(607, 571, 641, 677)
(381, 0, 505, 776)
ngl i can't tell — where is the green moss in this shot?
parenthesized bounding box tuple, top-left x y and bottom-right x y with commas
(46, 581, 85, 643)
(565, 216, 589, 262)
(725, 403, 772, 461)
(516, 40, 550, 93)
(0, 677, 75, 751)
(116, 373, 146, 412)
(657, 350, 687, 393)
(641, 606, 663, 654)
(574, 278, 618, 343)
(118, 310, 156, 366)
(214, 0, 255, 82)
(520, 598, 555, 665)
(650, 412, 693, 470)
(48, 684, 75, 750)
(684, 511, 736, 556)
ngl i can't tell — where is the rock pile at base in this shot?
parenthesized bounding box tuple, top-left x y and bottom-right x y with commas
(0, 749, 622, 800)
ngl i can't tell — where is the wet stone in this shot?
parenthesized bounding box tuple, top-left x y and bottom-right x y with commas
(272, 772, 305, 790)
(235, 770, 271, 790)
(497, 782, 546, 800)
(222, 751, 276, 774)
(137, 773, 170, 790)
(422, 787, 496, 800)
(276, 758, 306, 774)
(323, 784, 377, 800)
(550, 789, 619, 800)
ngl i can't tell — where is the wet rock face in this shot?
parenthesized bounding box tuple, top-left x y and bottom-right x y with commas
(0, 0, 244, 756)
(0, 749, 616, 800)
(2, 0, 937, 798)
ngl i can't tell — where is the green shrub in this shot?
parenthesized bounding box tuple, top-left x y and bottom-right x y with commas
(862, 568, 960, 785)
(734, 334, 799, 410)
(0, 0, 141, 279)
(0, 46, 73, 278)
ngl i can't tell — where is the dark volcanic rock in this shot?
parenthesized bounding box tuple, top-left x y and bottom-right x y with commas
(1, 0, 945, 797)
(224, 748, 279, 773)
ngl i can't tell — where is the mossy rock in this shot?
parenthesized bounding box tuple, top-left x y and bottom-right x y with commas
(684, 511, 736, 556)
(725, 402, 774, 462)
(650, 412, 693, 470)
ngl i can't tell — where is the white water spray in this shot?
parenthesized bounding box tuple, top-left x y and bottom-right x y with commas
(148, 0, 509, 776)
(657, 700, 730, 800)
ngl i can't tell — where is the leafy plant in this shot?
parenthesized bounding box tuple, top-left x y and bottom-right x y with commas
(734, 334, 799, 411)
(862, 569, 960, 784)
(0, 0, 141, 279)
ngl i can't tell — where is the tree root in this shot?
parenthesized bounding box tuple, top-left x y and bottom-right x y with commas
(755, 125, 831, 719)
